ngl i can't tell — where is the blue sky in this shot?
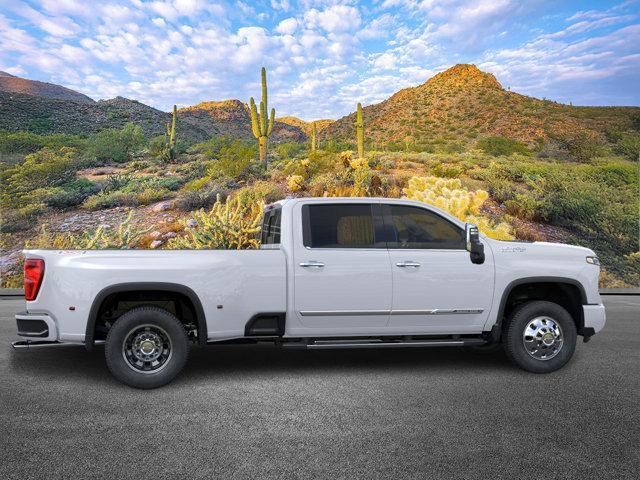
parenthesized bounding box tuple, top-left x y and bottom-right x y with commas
(0, 0, 638, 120)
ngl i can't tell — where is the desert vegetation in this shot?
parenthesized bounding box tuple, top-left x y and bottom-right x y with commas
(1, 65, 639, 288)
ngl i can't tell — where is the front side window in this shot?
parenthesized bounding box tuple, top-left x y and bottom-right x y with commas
(303, 204, 376, 248)
(386, 205, 465, 249)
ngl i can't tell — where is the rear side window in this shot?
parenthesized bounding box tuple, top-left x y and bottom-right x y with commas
(261, 206, 281, 244)
(303, 204, 377, 248)
(385, 205, 465, 249)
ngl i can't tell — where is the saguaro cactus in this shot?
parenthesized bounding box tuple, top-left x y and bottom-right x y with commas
(355, 102, 364, 160)
(165, 104, 177, 161)
(310, 122, 317, 152)
(249, 67, 275, 167)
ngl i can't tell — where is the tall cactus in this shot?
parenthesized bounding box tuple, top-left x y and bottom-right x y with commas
(310, 121, 317, 152)
(249, 67, 275, 167)
(165, 104, 177, 161)
(355, 102, 364, 160)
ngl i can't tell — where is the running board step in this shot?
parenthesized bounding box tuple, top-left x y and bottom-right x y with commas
(287, 338, 487, 350)
(12, 340, 82, 349)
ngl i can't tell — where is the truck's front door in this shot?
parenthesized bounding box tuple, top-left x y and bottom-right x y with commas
(293, 202, 392, 334)
(383, 203, 494, 334)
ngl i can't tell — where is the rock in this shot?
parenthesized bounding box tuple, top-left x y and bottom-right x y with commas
(152, 200, 174, 212)
(163, 231, 177, 239)
(187, 219, 197, 228)
(149, 230, 162, 239)
(150, 240, 163, 249)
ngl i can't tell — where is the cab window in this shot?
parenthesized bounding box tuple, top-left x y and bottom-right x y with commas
(302, 204, 378, 248)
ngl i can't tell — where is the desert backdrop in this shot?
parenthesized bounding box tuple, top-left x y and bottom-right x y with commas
(0, 64, 638, 287)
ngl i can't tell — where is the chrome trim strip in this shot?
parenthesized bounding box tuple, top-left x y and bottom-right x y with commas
(391, 309, 484, 315)
(299, 308, 483, 316)
(300, 310, 389, 316)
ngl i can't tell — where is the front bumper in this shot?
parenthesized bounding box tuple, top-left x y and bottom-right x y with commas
(15, 311, 58, 342)
(583, 304, 606, 335)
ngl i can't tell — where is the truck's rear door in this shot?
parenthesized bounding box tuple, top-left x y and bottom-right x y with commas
(292, 201, 392, 333)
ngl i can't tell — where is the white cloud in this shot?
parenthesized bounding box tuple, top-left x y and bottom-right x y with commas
(152, 17, 167, 28)
(305, 5, 361, 33)
(271, 0, 291, 11)
(276, 17, 298, 35)
(9, 2, 80, 37)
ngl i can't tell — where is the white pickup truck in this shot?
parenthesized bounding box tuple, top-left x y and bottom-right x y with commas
(15, 197, 606, 388)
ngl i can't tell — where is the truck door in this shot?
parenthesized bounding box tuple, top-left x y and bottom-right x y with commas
(383, 203, 494, 334)
(293, 202, 392, 333)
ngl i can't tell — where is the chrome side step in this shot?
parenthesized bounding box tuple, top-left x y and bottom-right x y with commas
(286, 338, 487, 350)
(12, 340, 85, 349)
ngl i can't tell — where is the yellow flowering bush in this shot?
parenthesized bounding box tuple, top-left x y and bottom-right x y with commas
(167, 195, 262, 249)
(403, 176, 513, 240)
(287, 174, 305, 192)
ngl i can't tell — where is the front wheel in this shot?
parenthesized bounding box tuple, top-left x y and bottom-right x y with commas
(105, 306, 189, 389)
(504, 300, 577, 373)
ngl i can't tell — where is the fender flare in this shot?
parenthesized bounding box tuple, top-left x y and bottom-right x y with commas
(489, 276, 588, 340)
(85, 282, 207, 350)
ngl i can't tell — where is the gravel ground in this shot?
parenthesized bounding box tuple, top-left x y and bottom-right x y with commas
(1, 296, 638, 479)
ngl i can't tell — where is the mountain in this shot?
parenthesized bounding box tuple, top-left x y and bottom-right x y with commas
(179, 100, 306, 142)
(277, 116, 334, 135)
(0, 91, 211, 141)
(321, 64, 640, 148)
(0, 71, 95, 104)
(0, 78, 305, 143)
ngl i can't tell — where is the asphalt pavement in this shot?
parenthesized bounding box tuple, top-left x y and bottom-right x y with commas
(0, 295, 638, 479)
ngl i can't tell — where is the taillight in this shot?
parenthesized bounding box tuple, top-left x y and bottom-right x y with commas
(24, 259, 45, 301)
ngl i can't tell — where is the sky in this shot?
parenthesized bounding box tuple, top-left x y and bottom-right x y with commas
(0, 0, 638, 120)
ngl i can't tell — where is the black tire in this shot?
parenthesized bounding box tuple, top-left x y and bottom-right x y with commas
(105, 306, 189, 389)
(504, 300, 577, 373)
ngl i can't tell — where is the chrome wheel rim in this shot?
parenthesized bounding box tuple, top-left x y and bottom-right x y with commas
(122, 324, 172, 374)
(523, 316, 563, 361)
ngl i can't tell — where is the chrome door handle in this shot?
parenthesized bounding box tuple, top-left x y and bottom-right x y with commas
(300, 261, 325, 268)
(396, 261, 421, 268)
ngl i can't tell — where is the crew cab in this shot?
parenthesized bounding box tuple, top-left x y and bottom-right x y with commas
(14, 197, 606, 388)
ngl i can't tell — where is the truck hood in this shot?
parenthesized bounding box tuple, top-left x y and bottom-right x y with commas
(486, 239, 596, 259)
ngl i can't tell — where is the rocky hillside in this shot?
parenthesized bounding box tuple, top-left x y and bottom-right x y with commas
(0, 71, 94, 104)
(321, 64, 640, 147)
(179, 100, 306, 142)
(0, 74, 306, 143)
(277, 116, 334, 135)
(0, 91, 209, 142)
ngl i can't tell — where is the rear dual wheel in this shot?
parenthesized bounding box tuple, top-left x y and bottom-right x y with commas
(105, 306, 189, 389)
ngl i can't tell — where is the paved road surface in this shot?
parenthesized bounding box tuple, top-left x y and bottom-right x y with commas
(1, 296, 638, 479)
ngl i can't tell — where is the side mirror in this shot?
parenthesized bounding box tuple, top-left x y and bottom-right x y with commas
(465, 224, 485, 265)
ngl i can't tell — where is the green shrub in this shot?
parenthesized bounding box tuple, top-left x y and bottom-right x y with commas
(148, 135, 166, 157)
(88, 123, 144, 162)
(192, 136, 235, 158)
(27, 117, 54, 134)
(30, 179, 98, 209)
(615, 133, 640, 160)
(175, 188, 229, 211)
(0, 131, 87, 154)
(216, 141, 257, 178)
(555, 132, 603, 162)
(82, 191, 138, 210)
(477, 136, 529, 156)
(432, 163, 464, 178)
(504, 194, 540, 220)
(0, 147, 82, 209)
(275, 141, 306, 160)
(82, 186, 173, 210)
